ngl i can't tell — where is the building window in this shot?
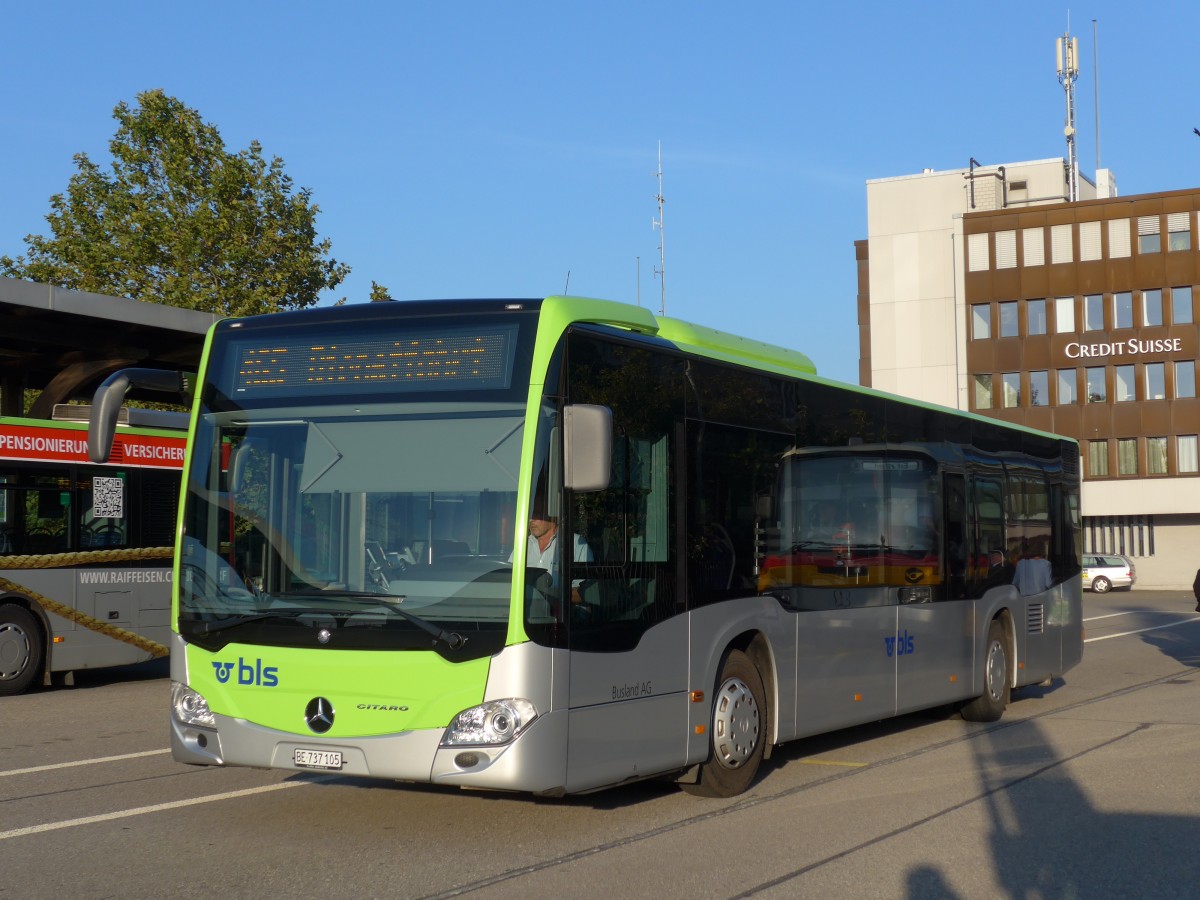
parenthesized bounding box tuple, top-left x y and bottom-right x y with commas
(1138, 216, 1161, 254)
(1023, 227, 1045, 266)
(1115, 365, 1136, 402)
(1108, 218, 1131, 258)
(1057, 369, 1078, 405)
(1179, 436, 1199, 474)
(1027, 299, 1047, 335)
(1172, 286, 1193, 325)
(968, 233, 989, 271)
(971, 304, 991, 340)
(1148, 437, 1168, 475)
(1084, 294, 1104, 331)
(999, 301, 1018, 338)
(974, 374, 993, 410)
(1002, 373, 1020, 408)
(1168, 212, 1191, 251)
(1030, 370, 1049, 406)
(1113, 292, 1133, 329)
(1086, 367, 1106, 403)
(1142, 288, 1163, 326)
(1051, 224, 1073, 264)
(1084, 514, 1155, 558)
(1055, 297, 1075, 333)
(1145, 363, 1165, 400)
(1117, 439, 1138, 476)
(1088, 440, 1109, 477)
(1079, 221, 1102, 261)
(1176, 360, 1196, 399)
(995, 231, 1016, 268)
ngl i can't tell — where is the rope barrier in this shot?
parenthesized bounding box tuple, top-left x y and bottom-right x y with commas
(0, 547, 174, 658)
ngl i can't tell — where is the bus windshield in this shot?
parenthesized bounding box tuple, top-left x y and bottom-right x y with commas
(179, 305, 539, 660)
(181, 405, 524, 658)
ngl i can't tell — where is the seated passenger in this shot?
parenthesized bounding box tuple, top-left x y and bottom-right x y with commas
(1012, 547, 1053, 596)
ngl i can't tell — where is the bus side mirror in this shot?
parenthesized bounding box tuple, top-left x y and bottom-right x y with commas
(563, 404, 611, 492)
(88, 368, 188, 463)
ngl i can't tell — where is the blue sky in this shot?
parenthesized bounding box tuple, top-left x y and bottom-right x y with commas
(3, 2, 1198, 385)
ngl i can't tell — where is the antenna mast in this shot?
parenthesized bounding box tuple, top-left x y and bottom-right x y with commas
(652, 141, 666, 316)
(1056, 26, 1080, 201)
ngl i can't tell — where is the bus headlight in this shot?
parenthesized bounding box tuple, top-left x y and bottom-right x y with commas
(171, 682, 216, 727)
(441, 698, 537, 746)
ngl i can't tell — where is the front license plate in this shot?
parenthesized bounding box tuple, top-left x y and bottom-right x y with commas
(293, 748, 344, 770)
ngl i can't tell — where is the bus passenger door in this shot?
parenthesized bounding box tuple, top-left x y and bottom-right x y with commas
(562, 432, 690, 793)
(897, 472, 975, 712)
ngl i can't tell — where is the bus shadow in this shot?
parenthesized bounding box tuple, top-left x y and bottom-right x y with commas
(901, 712, 1200, 897)
(41, 656, 170, 691)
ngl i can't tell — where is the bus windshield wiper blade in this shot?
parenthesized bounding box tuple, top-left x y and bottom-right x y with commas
(181, 609, 308, 634)
(309, 592, 468, 648)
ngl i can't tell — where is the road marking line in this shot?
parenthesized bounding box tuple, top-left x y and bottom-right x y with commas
(798, 759, 868, 768)
(0, 749, 170, 778)
(0, 777, 326, 841)
(1084, 610, 1188, 622)
(1085, 616, 1200, 643)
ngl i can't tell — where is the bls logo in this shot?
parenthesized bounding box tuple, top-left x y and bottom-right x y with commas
(212, 657, 279, 687)
(884, 630, 916, 657)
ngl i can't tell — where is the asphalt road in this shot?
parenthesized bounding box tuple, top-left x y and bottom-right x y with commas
(2, 589, 1198, 899)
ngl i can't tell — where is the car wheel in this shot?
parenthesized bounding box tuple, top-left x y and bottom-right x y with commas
(1091, 576, 1111, 594)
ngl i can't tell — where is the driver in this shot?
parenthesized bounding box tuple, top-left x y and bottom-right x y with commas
(519, 512, 592, 604)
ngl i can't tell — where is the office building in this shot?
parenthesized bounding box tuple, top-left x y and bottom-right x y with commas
(859, 159, 1199, 588)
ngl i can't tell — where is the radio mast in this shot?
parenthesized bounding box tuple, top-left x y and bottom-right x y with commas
(1057, 28, 1080, 201)
(652, 142, 666, 316)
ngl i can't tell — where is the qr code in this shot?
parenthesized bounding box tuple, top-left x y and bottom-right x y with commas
(93, 476, 125, 518)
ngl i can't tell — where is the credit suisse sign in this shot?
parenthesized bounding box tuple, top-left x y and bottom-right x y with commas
(1064, 336, 1187, 360)
(0, 422, 185, 469)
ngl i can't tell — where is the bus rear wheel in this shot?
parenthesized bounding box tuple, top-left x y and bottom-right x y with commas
(682, 649, 765, 797)
(0, 604, 43, 696)
(961, 619, 1010, 722)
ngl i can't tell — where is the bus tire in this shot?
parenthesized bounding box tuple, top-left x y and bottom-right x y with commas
(682, 649, 765, 798)
(961, 618, 1010, 722)
(0, 603, 44, 696)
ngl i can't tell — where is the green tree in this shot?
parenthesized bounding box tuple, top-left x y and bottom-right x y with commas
(0, 90, 349, 315)
(369, 281, 392, 302)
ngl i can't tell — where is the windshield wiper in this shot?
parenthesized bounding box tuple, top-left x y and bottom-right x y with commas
(273, 590, 468, 650)
(180, 609, 309, 634)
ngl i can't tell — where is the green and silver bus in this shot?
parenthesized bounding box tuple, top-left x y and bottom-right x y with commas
(90, 297, 1082, 796)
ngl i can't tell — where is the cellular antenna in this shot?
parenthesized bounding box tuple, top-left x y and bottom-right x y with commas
(652, 141, 666, 317)
(1056, 25, 1081, 201)
(1093, 19, 1101, 172)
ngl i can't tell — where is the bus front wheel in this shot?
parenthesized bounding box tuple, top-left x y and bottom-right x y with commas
(0, 603, 44, 696)
(682, 649, 765, 797)
(961, 619, 1010, 722)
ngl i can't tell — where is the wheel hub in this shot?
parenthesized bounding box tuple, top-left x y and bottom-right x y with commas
(0, 621, 31, 681)
(712, 676, 760, 769)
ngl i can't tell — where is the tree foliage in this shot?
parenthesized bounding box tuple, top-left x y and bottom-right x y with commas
(1, 90, 349, 315)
